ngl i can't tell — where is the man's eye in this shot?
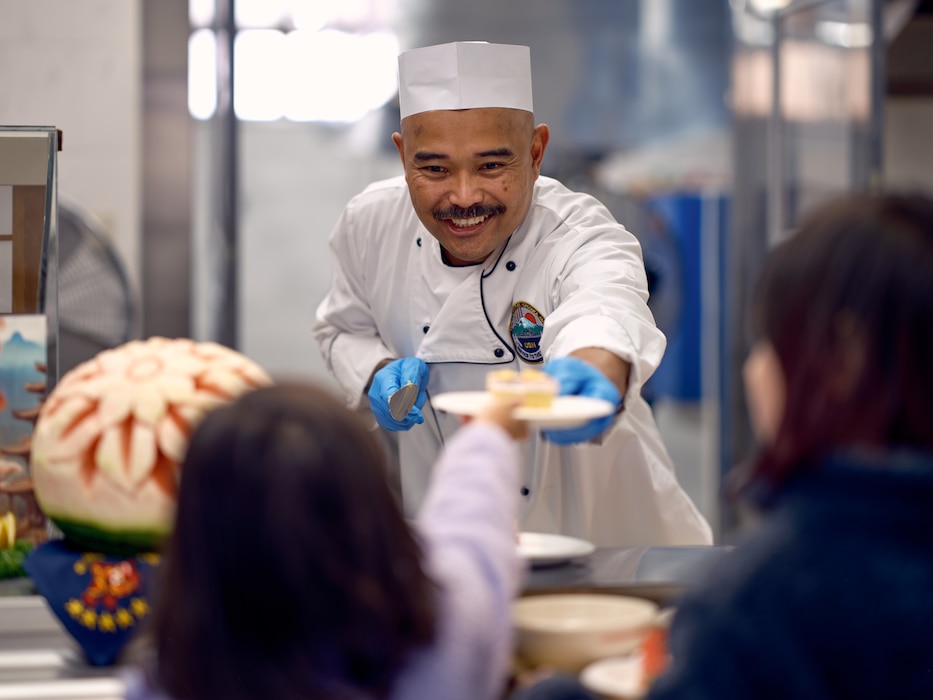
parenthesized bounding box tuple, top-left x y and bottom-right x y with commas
(480, 162, 502, 171)
(424, 166, 446, 173)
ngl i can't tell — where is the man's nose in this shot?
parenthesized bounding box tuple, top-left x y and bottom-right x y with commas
(448, 171, 482, 206)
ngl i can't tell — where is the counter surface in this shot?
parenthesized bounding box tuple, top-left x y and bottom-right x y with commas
(525, 544, 731, 605)
(0, 595, 125, 699)
(0, 544, 731, 699)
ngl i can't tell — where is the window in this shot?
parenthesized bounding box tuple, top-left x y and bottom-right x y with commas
(188, 0, 399, 123)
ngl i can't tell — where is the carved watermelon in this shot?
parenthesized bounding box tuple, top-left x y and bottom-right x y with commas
(31, 337, 272, 553)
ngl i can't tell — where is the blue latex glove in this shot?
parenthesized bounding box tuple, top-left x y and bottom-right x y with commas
(368, 357, 430, 431)
(541, 356, 622, 445)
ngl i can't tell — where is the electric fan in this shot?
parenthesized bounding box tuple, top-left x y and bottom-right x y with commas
(56, 198, 139, 377)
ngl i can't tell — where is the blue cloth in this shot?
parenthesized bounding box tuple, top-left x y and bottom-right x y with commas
(23, 539, 161, 666)
(541, 357, 621, 444)
(648, 448, 933, 700)
(368, 357, 430, 431)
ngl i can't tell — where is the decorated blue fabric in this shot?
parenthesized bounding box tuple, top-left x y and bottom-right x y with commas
(23, 539, 161, 666)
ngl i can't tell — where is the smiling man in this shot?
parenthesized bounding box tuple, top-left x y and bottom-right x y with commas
(393, 107, 545, 266)
(313, 41, 711, 547)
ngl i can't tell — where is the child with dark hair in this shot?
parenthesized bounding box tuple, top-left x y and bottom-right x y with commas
(647, 191, 933, 699)
(511, 191, 933, 700)
(123, 382, 528, 700)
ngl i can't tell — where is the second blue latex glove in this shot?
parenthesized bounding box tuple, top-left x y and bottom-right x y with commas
(368, 357, 430, 431)
(542, 356, 622, 445)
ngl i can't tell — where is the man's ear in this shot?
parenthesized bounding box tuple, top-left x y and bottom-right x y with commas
(392, 132, 405, 165)
(531, 124, 550, 177)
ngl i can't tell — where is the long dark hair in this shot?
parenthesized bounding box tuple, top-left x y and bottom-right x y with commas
(148, 383, 437, 700)
(746, 192, 933, 489)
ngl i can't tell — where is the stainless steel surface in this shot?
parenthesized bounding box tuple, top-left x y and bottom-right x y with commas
(524, 545, 731, 607)
(388, 382, 420, 422)
(722, 0, 928, 536)
(0, 597, 125, 699)
(0, 679, 123, 700)
(142, 0, 192, 341)
(0, 545, 728, 695)
(395, 0, 731, 159)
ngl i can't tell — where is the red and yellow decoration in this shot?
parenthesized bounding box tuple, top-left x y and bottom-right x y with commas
(61, 553, 160, 633)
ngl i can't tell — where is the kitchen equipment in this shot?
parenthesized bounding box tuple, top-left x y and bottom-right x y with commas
(517, 532, 596, 567)
(388, 381, 420, 421)
(512, 593, 658, 673)
(431, 391, 615, 429)
(57, 199, 138, 377)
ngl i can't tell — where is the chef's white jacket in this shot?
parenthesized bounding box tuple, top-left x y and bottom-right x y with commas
(313, 175, 712, 547)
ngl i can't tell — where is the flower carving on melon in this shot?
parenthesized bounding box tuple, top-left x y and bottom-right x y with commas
(31, 337, 272, 551)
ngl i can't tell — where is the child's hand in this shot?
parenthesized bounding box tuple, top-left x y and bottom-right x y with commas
(474, 397, 528, 440)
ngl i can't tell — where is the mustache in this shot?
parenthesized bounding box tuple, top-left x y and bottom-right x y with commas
(434, 204, 505, 221)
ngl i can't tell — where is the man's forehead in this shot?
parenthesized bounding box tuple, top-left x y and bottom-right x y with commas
(401, 107, 531, 135)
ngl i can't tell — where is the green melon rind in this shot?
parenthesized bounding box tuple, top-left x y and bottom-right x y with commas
(48, 515, 168, 555)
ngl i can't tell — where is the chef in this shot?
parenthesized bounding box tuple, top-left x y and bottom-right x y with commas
(313, 41, 712, 547)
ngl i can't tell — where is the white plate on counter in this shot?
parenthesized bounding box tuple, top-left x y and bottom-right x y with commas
(431, 391, 615, 429)
(517, 532, 596, 566)
(580, 654, 646, 700)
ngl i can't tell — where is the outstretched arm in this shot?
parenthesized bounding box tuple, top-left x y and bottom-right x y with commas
(569, 346, 631, 399)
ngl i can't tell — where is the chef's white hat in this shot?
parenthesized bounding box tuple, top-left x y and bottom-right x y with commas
(397, 41, 533, 120)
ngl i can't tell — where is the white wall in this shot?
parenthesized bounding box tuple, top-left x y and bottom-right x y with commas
(236, 117, 401, 384)
(0, 0, 142, 295)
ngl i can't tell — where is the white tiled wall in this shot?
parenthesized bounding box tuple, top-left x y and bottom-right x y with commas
(0, 0, 142, 294)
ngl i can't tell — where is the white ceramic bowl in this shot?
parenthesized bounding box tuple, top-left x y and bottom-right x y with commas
(512, 594, 659, 673)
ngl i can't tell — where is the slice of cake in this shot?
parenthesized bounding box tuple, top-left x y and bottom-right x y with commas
(486, 369, 558, 409)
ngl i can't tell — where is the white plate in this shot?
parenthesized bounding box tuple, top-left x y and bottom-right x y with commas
(431, 391, 615, 429)
(580, 654, 646, 700)
(517, 531, 596, 566)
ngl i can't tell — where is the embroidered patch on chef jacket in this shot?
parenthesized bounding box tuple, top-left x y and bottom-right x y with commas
(510, 301, 545, 363)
